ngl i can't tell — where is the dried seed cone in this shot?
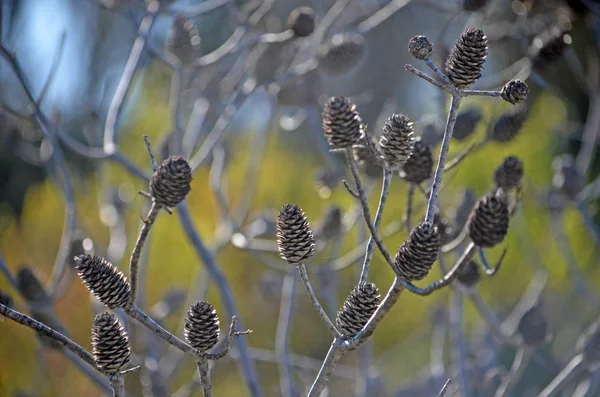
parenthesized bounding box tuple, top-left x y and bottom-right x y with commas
(402, 138, 433, 184)
(276, 204, 316, 264)
(184, 301, 220, 351)
(408, 35, 433, 60)
(577, 321, 600, 362)
(379, 114, 415, 169)
(149, 156, 192, 208)
(468, 191, 509, 248)
(463, 0, 489, 11)
(394, 222, 441, 281)
(336, 283, 380, 338)
(287, 7, 315, 37)
(457, 260, 481, 287)
(322, 96, 363, 148)
(494, 156, 524, 190)
(317, 33, 365, 75)
(491, 105, 528, 143)
(75, 254, 130, 309)
(518, 306, 548, 346)
(453, 107, 483, 141)
(92, 313, 131, 373)
(446, 28, 488, 88)
(531, 29, 570, 70)
(16, 267, 49, 303)
(166, 16, 201, 65)
(501, 80, 529, 105)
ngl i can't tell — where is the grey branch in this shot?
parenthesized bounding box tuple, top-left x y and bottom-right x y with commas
(129, 203, 161, 305)
(196, 357, 213, 397)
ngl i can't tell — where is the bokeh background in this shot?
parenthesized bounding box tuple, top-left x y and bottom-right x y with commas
(0, 0, 599, 396)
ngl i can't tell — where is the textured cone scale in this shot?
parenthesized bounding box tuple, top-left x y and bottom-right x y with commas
(317, 33, 365, 75)
(167, 16, 201, 65)
(336, 283, 380, 338)
(402, 138, 433, 184)
(394, 222, 441, 281)
(468, 191, 509, 248)
(379, 114, 415, 169)
(276, 204, 316, 264)
(408, 35, 433, 60)
(92, 312, 131, 373)
(453, 108, 483, 141)
(577, 322, 600, 362)
(287, 7, 315, 37)
(463, 0, 489, 11)
(457, 260, 481, 287)
(446, 28, 488, 88)
(494, 156, 524, 190)
(75, 254, 130, 309)
(491, 105, 528, 143)
(501, 80, 529, 105)
(518, 306, 548, 346)
(184, 301, 220, 351)
(318, 206, 343, 240)
(322, 96, 364, 148)
(16, 267, 49, 303)
(531, 29, 570, 70)
(149, 156, 192, 208)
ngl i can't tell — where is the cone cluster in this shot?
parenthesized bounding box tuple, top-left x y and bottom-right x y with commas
(75, 254, 130, 309)
(402, 138, 433, 184)
(322, 96, 364, 148)
(494, 156, 524, 190)
(446, 28, 488, 88)
(468, 191, 509, 248)
(491, 105, 528, 143)
(457, 260, 481, 287)
(336, 283, 380, 338)
(166, 16, 201, 65)
(16, 267, 49, 303)
(518, 306, 548, 346)
(394, 222, 441, 281)
(184, 301, 220, 351)
(408, 35, 433, 60)
(501, 80, 529, 105)
(379, 114, 415, 169)
(92, 313, 131, 373)
(276, 204, 316, 264)
(318, 33, 366, 75)
(287, 7, 315, 37)
(150, 156, 192, 208)
(453, 108, 482, 141)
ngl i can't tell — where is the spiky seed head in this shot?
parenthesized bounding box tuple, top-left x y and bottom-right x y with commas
(453, 108, 483, 141)
(92, 312, 131, 373)
(149, 156, 192, 208)
(468, 191, 509, 248)
(287, 7, 315, 37)
(457, 260, 481, 287)
(16, 267, 49, 304)
(463, 0, 489, 11)
(75, 254, 130, 309)
(494, 156, 524, 190)
(577, 321, 600, 362)
(394, 222, 441, 281)
(336, 283, 381, 338)
(518, 306, 549, 346)
(276, 204, 316, 264)
(379, 114, 415, 169)
(446, 28, 488, 88)
(490, 105, 528, 143)
(317, 33, 365, 75)
(184, 301, 220, 351)
(531, 28, 571, 70)
(322, 96, 364, 148)
(401, 138, 433, 184)
(166, 16, 201, 65)
(501, 80, 529, 105)
(408, 35, 433, 60)
(317, 206, 343, 240)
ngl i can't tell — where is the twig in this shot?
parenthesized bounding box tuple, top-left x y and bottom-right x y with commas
(103, 1, 160, 155)
(450, 291, 471, 397)
(405, 64, 449, 91)
(307, 340, 346, 397)
(462, 89, 502, 97)
(444, 141, 482, 172)
(478, 247, 507, 276)
(297, 264, 342, 339)
(438, 379, 452, 397)
(276, 271, 298, 397)
(128, 202, 161, 306)
(359, 168, 393, 283)
(143, 135, 158, 171)
(494, 346, 532, 397)
(468, 290, 520, 347)
(110, 375, 126, 397)
(197, 357, 213, 397)
(37, 31, 67, 106)
(207, 316, 252, 360)
(538, 354, 587, 397)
